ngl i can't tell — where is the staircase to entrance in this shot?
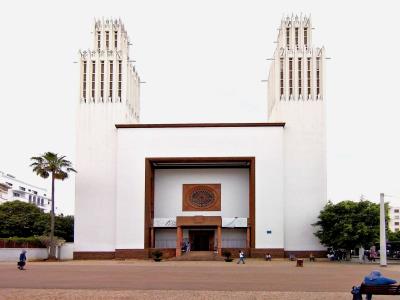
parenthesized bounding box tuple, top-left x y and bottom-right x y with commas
(170, 251, 224, 261)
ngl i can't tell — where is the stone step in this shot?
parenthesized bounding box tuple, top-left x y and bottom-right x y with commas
(170, 251, 225, 261)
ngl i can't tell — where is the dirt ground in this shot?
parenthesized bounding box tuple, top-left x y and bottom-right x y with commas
(0, 259, 398, 299)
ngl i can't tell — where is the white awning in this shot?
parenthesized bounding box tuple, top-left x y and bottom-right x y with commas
(222, 218, 247, 228)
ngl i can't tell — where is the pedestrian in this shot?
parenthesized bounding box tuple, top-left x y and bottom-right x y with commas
(17, 250, 27, 270)
(237, 250, 245, 264)
(186, 241, 191, 253)
(352, 270, 397, 300)
(309, 253, 315, 262)
(265, 252, 272, 261)
(359, 247, 365, 264)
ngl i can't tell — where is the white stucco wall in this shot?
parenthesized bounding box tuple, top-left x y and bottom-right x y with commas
(270, 101, 326, 251)
(116, 126, 284, 250)
(154, 168, 249, 218)
(75, 103, 135, 252)
(0, 248, 48, 262)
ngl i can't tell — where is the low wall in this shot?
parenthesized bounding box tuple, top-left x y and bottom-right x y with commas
(0, 248, 48, 261)
(0, 243, 74, 261)
(58, 243, 74, 260)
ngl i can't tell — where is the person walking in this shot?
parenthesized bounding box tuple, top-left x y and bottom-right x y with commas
(237, 250, 245, 264)
(17, 250, 27, 270)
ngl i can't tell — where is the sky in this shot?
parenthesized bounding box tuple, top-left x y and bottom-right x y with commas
(0, 0, 399, 215)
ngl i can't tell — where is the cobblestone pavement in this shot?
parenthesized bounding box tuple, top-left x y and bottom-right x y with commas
(0, 259, 398, 299)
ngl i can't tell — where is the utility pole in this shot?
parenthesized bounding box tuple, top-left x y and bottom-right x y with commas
(380, 192, 387, 267)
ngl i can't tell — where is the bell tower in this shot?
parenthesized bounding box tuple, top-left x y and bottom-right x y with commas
(79, 18, 140, 121)
(267, 15, 327, 253)
(75, 19, 141, 254)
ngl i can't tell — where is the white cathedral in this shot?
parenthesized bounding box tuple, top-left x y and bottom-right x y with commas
(74, 15, 327, 259)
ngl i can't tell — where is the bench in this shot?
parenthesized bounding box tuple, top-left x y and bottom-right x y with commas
(352, 284, 400, 299)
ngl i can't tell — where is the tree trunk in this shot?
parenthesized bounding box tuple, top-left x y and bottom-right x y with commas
(49, 173, 56, 259)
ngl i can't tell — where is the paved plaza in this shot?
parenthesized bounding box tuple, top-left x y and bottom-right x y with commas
(0, 259, 399, 299)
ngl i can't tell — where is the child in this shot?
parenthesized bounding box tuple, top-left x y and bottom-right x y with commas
(237, 250, 245, 264)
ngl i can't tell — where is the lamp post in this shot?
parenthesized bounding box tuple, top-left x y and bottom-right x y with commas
(380, 193, 387, 267)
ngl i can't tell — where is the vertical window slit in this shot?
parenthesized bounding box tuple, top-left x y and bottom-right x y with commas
(286, 27, 290, 49)
(118, 60, 122, 101)
(298, 58, 302, 97)
(280, 58, 284, 97)
(289, 58, 293, 96)
(316, 57, 321, 97)
(97, 31, 101, 49)
(304, 28, 308, 48)
(109, 61, 113, 101)
(91, 61, 95, 100)
(100, 61, 104, 101)
(307, 58, 311, 98)
(82, 61, 87, 102)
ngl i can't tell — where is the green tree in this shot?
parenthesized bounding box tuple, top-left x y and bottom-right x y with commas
(387, 230, 400, 242)
(38, 214, 74, 242)
(0, 201, 43, 237)
(54, 215, 74, 242)
(313, 200, 385, 255)
(0, 201, 74, 242)
(30, 152, 76, 259)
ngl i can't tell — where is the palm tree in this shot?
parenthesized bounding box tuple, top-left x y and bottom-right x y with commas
(30, 152, 76, 259)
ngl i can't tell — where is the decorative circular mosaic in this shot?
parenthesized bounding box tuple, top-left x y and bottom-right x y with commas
(189, 186, 216, 208)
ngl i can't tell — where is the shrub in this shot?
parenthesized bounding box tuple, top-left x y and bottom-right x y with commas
(222, 250, 232, 259)
(0, 236, 45, 248)
(152, 250, 163, 259)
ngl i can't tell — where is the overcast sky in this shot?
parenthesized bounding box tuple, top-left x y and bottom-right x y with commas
(1, 0, 399, 215)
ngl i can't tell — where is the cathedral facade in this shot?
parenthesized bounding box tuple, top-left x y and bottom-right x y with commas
(74, 15, 326, 259)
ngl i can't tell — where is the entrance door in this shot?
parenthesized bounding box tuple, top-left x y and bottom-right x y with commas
(189, 230, 214, 251)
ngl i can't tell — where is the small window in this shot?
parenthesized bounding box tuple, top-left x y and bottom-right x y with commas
(109, 61, 114, 100)
(19, 186, 26, 191)
(114, 31, 118, 48)
(105, 31, 109, 48)
(33, 191, 37, 195)
(82, 61, 87, 101)
(316, 57, 321, 96)
(100, 61, 105, 100)
(92, 61, 96, 99)
(395, 209, 399, 213)
(286, 27, 290, 49)
(29, 195, 32, 201)
(97, 31, 101, 49)
(395, 216, 399, 219)
(298, 58, 302, 96)
(307, 58, 311, 97)
(13, 192, 20, 197)
(295, 27, 299, 49)
(6, 182, 12, 186)
(304, 27, 308, 47)
(395, 222, 400, 226)
(118, 60, 122, 99)
(280, 58, 284, 97)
